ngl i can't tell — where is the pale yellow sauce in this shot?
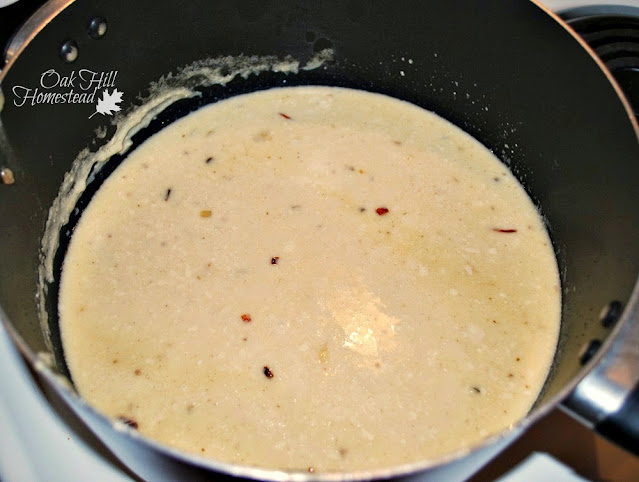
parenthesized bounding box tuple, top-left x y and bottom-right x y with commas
(59, 86, 561, 472)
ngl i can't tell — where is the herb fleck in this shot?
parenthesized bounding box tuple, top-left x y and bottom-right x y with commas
(200, 210, 212, 218)
(319, 346, 328, 363)
(164, 188, 172, 201)
(118, 416, 139, 429)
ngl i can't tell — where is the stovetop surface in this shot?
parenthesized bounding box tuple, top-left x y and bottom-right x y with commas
(562, 8, 639, 117)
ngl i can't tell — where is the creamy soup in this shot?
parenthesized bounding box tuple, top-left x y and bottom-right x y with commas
(59, 86, 561, 472)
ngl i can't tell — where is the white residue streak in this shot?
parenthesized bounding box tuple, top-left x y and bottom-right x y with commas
(37, 50, 334, 351)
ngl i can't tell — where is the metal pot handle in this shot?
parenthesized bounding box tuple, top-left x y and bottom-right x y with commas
(561, 288, 639, 456)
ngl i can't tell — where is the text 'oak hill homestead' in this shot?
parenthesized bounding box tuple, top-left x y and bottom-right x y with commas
(12, 69, 118, 107)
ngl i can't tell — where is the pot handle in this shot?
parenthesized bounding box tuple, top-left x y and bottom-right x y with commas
(595, 384, 639, 455)
(561, 292, 639, 456)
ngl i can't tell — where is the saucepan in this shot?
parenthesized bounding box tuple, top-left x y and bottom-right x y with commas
(0, 0, 638, 480)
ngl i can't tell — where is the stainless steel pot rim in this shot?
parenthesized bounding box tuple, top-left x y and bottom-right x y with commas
(0, 0, 73, 84)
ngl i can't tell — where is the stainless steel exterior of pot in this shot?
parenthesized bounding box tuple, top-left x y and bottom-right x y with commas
(562, 291, 639, 454)
(1, 0, 638, 480)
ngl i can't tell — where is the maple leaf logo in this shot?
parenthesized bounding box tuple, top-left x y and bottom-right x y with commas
(89, 88, 123, 119)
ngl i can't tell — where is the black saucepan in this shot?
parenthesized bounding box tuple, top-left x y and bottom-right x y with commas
(0, 0, 638, 480)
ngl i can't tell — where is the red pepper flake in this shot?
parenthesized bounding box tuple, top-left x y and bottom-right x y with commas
(279, 112, 292, 120)
(271, 257, 280, 265)
(376, 207, 389, 216)
(493, 228, 517, 233)
(241, 314, 252, 323)
(117, 416, 139, 429)
(308, 467, 315, 473)
(263, 366, 274, 378)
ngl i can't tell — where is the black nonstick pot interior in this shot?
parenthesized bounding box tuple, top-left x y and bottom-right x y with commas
(0, 0, 638, 479)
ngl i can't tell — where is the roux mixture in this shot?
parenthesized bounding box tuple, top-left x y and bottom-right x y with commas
(59, 86, 561, 472)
